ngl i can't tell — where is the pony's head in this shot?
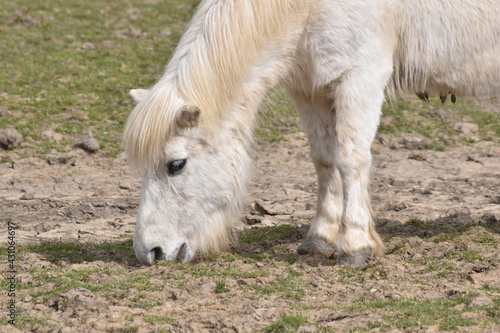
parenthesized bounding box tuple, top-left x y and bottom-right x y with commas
(124, 88, 251, 265)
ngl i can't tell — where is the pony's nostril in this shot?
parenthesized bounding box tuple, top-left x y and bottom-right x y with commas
(151, 247, 166, 261)
(176, 243, 188, 263)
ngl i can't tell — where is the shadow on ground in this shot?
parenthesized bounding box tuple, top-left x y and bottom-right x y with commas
(23, 212, 497, 267)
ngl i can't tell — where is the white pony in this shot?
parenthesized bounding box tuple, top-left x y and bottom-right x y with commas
(124, 0, 500, 267)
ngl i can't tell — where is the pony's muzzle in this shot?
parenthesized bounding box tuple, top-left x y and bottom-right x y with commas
(135, 241, 194, 265)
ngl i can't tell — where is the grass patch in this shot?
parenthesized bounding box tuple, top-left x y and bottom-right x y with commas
(415, 260, 457, 276)
(459, 249, 486, 263)
(214, 279, 230, 293)
(12, 311, 53, 332)
(347, 294, 493, 331)
(159, 258, 267, 280)
(336, 267, 366, 284)
(122, 326, 139, 333)
(264, 314, 310, 333)
(432, 231, 467, 243)
(256, 86, 300, 143)
(22, 261, 164, 305)
(471, 233, 498, 244)
(253, 269, 307, 300)
(381, 95, 499, 147)
(239, 225, 301, 249)
(0, 0, 299, 161)
(144, 315, 176, 325)
(2, 0, 495, 163)
(27, 239, 135, 264)
(0, 0, 200, 158)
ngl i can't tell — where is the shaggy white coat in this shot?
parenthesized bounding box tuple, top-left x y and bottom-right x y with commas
(124, 0, 500, 264)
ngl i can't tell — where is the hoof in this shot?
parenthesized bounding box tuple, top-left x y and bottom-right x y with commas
(337, 248, 371, 269)
(297, 239, 334, 256)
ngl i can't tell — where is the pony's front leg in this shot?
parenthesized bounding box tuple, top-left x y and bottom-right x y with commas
(331, 70, 388, 268)
(298, 159, 344, 256)
(290, 91, 343, 256)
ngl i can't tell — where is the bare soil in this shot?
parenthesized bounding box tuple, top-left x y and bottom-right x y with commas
(1, 111, 499, 332)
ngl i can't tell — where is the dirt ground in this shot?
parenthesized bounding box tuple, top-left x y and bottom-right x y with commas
(0, 109, 499, 332)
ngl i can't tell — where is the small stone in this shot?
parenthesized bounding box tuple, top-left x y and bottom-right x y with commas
(408, 152, 427, 161)
(42, 130, 63, 142)
(471, 295, 493, 307)
(461, 312, 483, 320)
(385, 201, 407, 211)
(118, 181, 132, 190)
(490, 196, 500, 204)
(244, 215, 263, 225)
(101, 40, 115, 49)
(0, 106, 11, 117)
(389, 178, 406, 187)
(380, 116, 394, 127)
(403, 136, 429, 150)
(418, 325, 440, 332)
(376, 134, 391, 146)
(20, 191, 35, 200)
(454, 122, 478, 136)
(0, 128, 23, 150)
(75, 131, 100, 153)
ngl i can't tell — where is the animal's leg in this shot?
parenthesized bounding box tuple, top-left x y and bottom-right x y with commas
(290, 91, 342, 256)
(331, 70, 388, 268)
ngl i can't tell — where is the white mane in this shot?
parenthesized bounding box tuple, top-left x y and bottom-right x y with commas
(123, 0, 312, 172)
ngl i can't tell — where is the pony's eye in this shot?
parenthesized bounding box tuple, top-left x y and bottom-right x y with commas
(167, 159, 187, 175)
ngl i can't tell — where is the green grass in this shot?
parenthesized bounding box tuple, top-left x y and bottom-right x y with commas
(346, 294, 498, 331)
(253, 269, 307, 300)
(13, 312, 53, 332)
(159, 257, 268, 280)
(144, 315, 176, 325)
(264, 315, 310, 333)
(122, 326, 139, 333)
(380, 95, 499, 148)
(27, 239, 135, 264)
(239, 225, 301, 249)
(0, 0, 200, 158)
(0, 0, 299, 162)
(256, 86, 301, 143)
(25, 264, 164, 304)
(1, 0, 496, 163)
(214, 279, 230, 293)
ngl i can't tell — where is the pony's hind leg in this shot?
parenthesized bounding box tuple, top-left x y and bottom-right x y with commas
(290, 91, 343, 257)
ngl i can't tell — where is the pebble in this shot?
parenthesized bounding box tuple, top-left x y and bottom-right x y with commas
(402, 136, 429, 150)
(471, 295, 494, 307)
(75, 130, 100, 153)
(0, 128, 23, 150)
(244, 215, 263, 225)
(453, 122, 478, 136)
(42, 130, 63, 142)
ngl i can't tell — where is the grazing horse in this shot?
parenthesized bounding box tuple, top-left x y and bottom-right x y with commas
(124, 0, 500, 267)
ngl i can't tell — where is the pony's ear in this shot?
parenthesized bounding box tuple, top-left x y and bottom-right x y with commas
(177, 105, 200, 128)
(129, 89, 149, 104)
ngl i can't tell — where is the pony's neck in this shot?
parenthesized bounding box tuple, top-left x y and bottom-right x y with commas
(162, 0, 313, 132)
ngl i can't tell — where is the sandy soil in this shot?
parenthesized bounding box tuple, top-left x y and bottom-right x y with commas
(0, 112, 499, 332)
